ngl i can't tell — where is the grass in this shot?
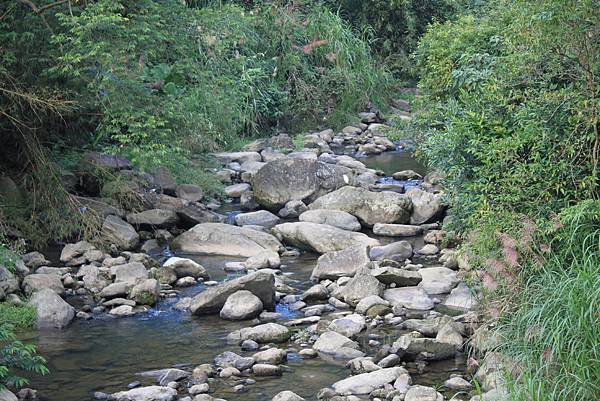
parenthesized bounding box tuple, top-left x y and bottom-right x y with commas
(292, 135, 306, 150)
(496, 200, 600, 401)
(0, 303, 37, 329)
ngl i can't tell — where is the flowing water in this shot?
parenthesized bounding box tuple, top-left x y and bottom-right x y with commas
(26, 149, 467, 401)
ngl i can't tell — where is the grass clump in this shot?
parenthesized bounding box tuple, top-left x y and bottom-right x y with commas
(0, 304, 36, 330)
(497, 201, 600, 401)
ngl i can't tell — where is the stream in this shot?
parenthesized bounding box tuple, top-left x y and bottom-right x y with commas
(26, 148, 466, 401)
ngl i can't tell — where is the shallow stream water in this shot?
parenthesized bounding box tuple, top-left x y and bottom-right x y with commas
(26, 149, 466, 401)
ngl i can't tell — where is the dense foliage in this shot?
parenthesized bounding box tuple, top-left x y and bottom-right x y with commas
(414, 1, 599, 399)
(0, 0, 390, 245)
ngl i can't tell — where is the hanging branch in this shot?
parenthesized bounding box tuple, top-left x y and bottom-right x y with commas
(16, 0, 68, 34)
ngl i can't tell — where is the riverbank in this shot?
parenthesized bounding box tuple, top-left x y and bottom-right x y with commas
(1, 102, 504, 401)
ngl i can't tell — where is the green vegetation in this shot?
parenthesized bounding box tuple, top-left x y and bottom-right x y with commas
(0, 304, 36, 330)
(413, 0, 599, 399)
(497, 201, 600, 401)
(0, 0, 391, 245)
(1, 322, 48, 390)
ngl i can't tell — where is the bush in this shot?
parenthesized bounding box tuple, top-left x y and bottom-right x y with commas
(0, 322, 48, 390)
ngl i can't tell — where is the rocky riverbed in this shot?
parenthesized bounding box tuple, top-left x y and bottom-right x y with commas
(1, 105, 506, 401)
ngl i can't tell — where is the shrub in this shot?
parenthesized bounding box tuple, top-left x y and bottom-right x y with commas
(0, 322, 48, 390)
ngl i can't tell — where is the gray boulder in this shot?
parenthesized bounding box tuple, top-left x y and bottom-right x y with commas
(273, 222, 378, 254)
(190, 271, 275, 315)
(309, 186, 412, 226)
(337, 270, 384, 307)
(129, 279, 160, 305)
(220, 290, 264, 320)
(372, 224, 422, 237)
(405, 188, 445, 225)
(313, 331, 364, 359)
(252, 158, 354, 209)
(102, 215, 139, 250)
(383, 287, 434, 310)
(22, 273, 64, 295)
(404, 385, 443, 401)
(299, 209, 361, 231)
(418, 267, 459, 295)
(162, 257, 208, 279)
(29, 288, 75, 329)
(371, 267, 422, 286)
(272, 391, 305, 401)
(175, 184, 204, 202)
(332, 367, 406, 395)
(311, 245, 370, 280)
(111, 262, 148, 285)
(172, 223, 282, 257)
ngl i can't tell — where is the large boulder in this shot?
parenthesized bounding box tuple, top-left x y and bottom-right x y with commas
(404, 385, 443, 401)
(227, 322, 291, 344)
(190, 271, 275, 315)
(311, 245, 370, 280)
(110, 386, 177, 401)
(129, 279, 160, 305)
(405, 188, 445, 225)
(299, 209, 361, 231)
(332, 367, 406, 395)
(29, 288, 75, 329)
(309, 186, 412, 226)
(251, 158, 354, 209)
(172, 223, 282, 257)
(102, 215, 139, 250)
(272, 391, 305, 401)
(22, 273, 64, 295)
(220, 290, 264, 320)
(213, 151, 262, 164)
(372, 224, 422, 237)
(272, 222, 378, 254)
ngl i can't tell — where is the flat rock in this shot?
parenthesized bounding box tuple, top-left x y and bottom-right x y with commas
(383, 287, 434, 310)
(372, 224, 423, 237)
(369, 241, 413, 262)
(172, 223, 282, 257)
(273, 222, 378, 254)
(332, 367, 406, 395)
(235, 210, 280, 228)
(370, 267, 422, 286)
(227, 323, 291, 344)
(110, 386, 177, 401)
(299, 209, 361, 231)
